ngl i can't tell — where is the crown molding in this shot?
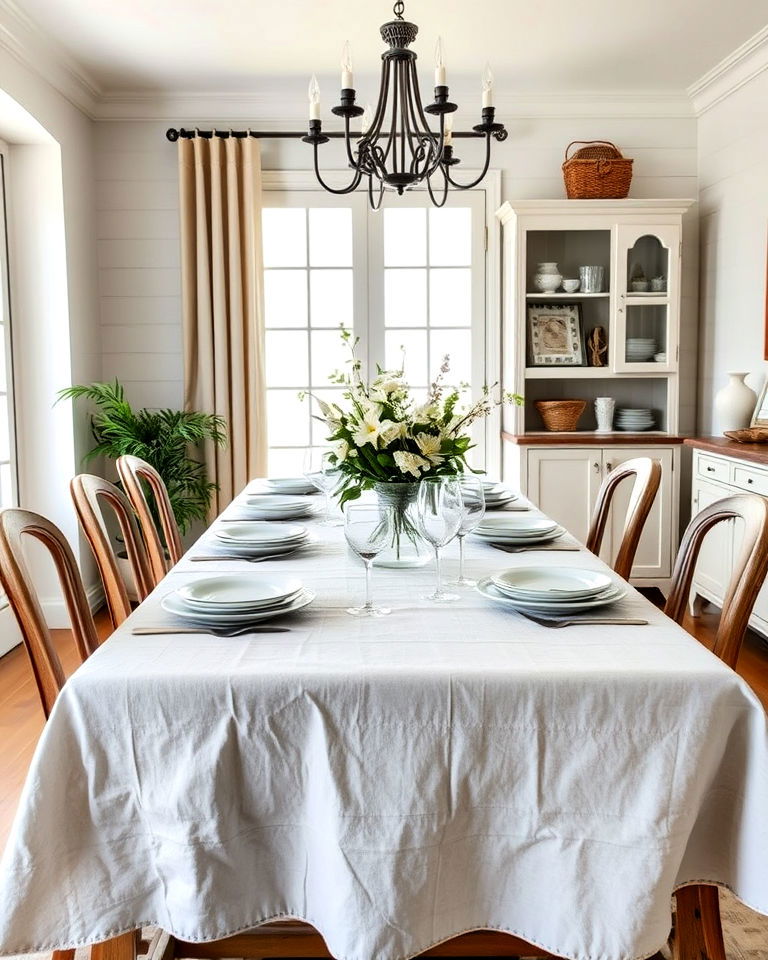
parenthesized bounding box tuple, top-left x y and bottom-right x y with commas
(687, 24, 768, 116)
(93, 88, 695, 122)
(0, 0, 100, 117)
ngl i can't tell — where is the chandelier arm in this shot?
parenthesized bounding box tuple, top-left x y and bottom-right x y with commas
(426, 165, 449, 207)
(402, 62, 424, 170)
(409, 64, 442, 149)
(312, 143, 364, 194)
(382, 56, 400, 168)
(368, 56, 391, 145)
(343, 115, 361, 170)
(444, 133, 493, 189)
(367, 174, 385, 210)
(425, 114, 447, 178)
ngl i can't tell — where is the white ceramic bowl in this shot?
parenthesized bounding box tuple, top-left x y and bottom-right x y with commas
(561, 279, 580, 293)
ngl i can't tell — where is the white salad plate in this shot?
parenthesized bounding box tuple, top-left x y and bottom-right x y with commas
(245, 495, 314, 510)
(473, 516, 559, 537)
(162, 587, 315, 624)
(490, 566, 613, 601)
(472, 527, 566, 545)
(263, 477, 316, 494)
(215, 522, 308, 545)
(476, 577, 626, 614)
(178, 574, 303, 608)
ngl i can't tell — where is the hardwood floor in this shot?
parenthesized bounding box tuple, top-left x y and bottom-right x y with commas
(0, 602, 767, 853)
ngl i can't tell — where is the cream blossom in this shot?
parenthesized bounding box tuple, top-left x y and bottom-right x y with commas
(331, 438, 350, 462)
(415, 432, 444, 465)
(351, 412, 397, 448)
(393, 450, 430, 478)
(379, 421, 406, 447)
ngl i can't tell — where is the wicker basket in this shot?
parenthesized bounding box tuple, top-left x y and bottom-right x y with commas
(535, 399, 587, 432)
(562, 141, 633, 199)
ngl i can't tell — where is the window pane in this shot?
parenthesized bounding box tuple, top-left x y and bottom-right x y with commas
(268, 447, 307, 477)
(429, 268, 471, 327)
(267, 390, 310, 447)
(430, 329, 472, 386)
(265, 331, 308, 386)
(309, 208, 352, 266)
(385, 329, 428, 386)
(385, 268, 427, 327)
(429, 207, 472, 265)
(310, 269, 353, 328)
(384, 208, 426, 266)
(262, 208, 307, 267)
(311, 329, 349, 386)
(0, 462, 11, 509)
(264, 270, 307, 328)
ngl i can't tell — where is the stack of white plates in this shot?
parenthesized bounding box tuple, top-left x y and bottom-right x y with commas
(481, 481, 519, 510)
(470, 515, 565, 545)
(213, 521, 312, 556)
(615, 408, 655, 431)
(625, 338, 657, 362)
(477, 566, 626, 614)
(255, 477, 317, 496)
(242, 495, 317, 520)
(162, 574, 315, 626)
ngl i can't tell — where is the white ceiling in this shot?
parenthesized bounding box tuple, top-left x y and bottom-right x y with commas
(10, 0, 768, 96)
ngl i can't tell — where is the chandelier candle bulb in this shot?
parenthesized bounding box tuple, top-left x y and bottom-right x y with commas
(308, 74, 321, 120)
(434, 36, 446, 85)
(482, 63, 494, 108)
(341, 41, 354, 89)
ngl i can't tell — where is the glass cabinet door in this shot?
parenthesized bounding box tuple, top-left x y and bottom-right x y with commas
(613, 224, 680, 373)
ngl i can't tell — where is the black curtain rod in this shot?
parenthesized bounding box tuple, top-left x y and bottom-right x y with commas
(166, 127, 484, 142)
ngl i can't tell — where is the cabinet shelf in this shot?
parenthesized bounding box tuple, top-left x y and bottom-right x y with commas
(526, 293, 609, 300)
(524, 366, 672, 379)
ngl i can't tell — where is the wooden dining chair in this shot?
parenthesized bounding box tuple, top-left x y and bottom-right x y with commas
(70, 474, 154, 628)
(586, 456, 662, 580)
(665, 492, 768, 670)
(0, 509, 101, 719)
(116, 454, 183, 585)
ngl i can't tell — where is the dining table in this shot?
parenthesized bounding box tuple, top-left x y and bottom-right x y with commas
(1, 481, 767, 960)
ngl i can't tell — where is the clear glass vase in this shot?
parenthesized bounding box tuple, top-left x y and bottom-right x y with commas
(372, 481, 430, 568)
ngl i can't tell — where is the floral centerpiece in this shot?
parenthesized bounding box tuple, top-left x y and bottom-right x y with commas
(306, 328, 523, 566)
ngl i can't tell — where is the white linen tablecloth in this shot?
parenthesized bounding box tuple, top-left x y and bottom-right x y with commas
(1, 489, 768, 960)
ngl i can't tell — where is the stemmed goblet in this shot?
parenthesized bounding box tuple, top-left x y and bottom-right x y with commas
(451, 474, 486, 587)
(303, 448, 342, 526)
(343, 503, 392, 617)
(417, 477, 464, 603)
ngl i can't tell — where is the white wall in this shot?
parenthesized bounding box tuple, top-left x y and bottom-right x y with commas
(697, 67, 768, 432)
(94, 113, 699, 422)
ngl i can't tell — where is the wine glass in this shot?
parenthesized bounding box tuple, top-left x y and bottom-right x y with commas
(451, 474, 486, 587)
(303, 448, 342, 526)
(343, 503, 392, 617)
(417, 477, 463, 602)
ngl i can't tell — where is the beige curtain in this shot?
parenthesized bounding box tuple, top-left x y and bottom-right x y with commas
(178, 135, 267, 516)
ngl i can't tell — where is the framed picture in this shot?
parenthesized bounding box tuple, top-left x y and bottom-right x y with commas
(527, 303, 585, 366)
(752, 381, 768, 427)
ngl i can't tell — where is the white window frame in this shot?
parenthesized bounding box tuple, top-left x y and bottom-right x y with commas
(0, 143, 18, 510)
(261, 170, 502, 477)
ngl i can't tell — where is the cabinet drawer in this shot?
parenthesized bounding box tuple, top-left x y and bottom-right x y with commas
(697, 454, 731, 484)
(733, 465, 768, 497)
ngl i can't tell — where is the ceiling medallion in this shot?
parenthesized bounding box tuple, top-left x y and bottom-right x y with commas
(303, 0, 507, 209)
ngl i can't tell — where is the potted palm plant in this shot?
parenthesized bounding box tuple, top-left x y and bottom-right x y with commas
(59, 380, 226, 593)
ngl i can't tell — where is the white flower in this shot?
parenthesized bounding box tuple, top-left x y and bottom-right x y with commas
(393, 450, 430, 478)
(352, 412, 396, 448)
(415, 432, 444, 465)
(414, 401, 440, 422)
(379, 421, 405, 447)
(315, 397, 343, 433)
(331, 439, 350, 462)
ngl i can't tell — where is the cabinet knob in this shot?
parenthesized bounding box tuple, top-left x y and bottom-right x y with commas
(593, 461, 600, 474)
(747, 478, 754, 485)
(606, 461, 613, 472)
(706, 466, 714, 472)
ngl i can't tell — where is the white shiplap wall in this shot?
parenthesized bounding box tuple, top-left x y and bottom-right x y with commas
(697, 67, 768, 432)
(94, 114, 698, 418)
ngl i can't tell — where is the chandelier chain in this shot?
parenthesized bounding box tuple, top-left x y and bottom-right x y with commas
(393, 1, 405, 20)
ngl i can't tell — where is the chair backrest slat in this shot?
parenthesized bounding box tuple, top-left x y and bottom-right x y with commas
(586, 457, 662, 580)
(70, 474, 154, 628)
(0, 509, 100, 718)
(116, 455, 183, 585)
(665, 493, 768, 669)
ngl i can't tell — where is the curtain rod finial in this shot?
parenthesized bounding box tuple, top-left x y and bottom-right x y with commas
(166, 128, 180, 142)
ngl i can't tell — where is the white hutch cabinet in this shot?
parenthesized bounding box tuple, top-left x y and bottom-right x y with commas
(496, 199, 693, 588)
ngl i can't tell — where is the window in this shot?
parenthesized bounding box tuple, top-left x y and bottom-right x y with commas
(261, 187, 489, 475)
(0, 147, 17, 509)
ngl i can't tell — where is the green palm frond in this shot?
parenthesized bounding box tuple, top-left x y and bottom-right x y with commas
(58, 380, 228, 533)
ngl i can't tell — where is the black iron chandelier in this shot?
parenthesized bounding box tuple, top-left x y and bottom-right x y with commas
(302, 0, 507, 209)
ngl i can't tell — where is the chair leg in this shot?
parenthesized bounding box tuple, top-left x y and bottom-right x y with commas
(53, 951, 75, 960)
(91, 931, 139, 960)
(672, 885, 725, 960)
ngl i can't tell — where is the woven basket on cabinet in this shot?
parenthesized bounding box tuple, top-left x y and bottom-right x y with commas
(562, 141, 633, 199)
(535, 399, 587, 432)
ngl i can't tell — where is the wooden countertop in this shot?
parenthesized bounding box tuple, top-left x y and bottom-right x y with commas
(684, 436, 768, 466)
(503, 432, 686, 445)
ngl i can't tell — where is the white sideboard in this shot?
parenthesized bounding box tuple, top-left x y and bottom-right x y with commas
(687, 438, 768, 640)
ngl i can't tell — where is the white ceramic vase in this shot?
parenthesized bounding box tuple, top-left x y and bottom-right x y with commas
(534, 261, 562, 293)
(714, 372, 756, 433)
(594, 397, 615, 433)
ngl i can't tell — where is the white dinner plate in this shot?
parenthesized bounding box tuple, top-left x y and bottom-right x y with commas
(474, 515, 557, 535)
(178, 574, 303, 607)
(473, 527, 566, 545)
(476, 577, 627, 614)
(490, 566, 613, 600)
(208, 537, 313, 558)
(215, 522, 308, 544)
(162, 587, 315, 624)
(245, 495, 315, 509)
(264, 477, 316, 493)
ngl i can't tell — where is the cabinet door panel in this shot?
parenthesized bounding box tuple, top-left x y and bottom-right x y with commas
(603, 447, 674, 579)
(692, 478, 734, 602)
(526, 449, 601, 544)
